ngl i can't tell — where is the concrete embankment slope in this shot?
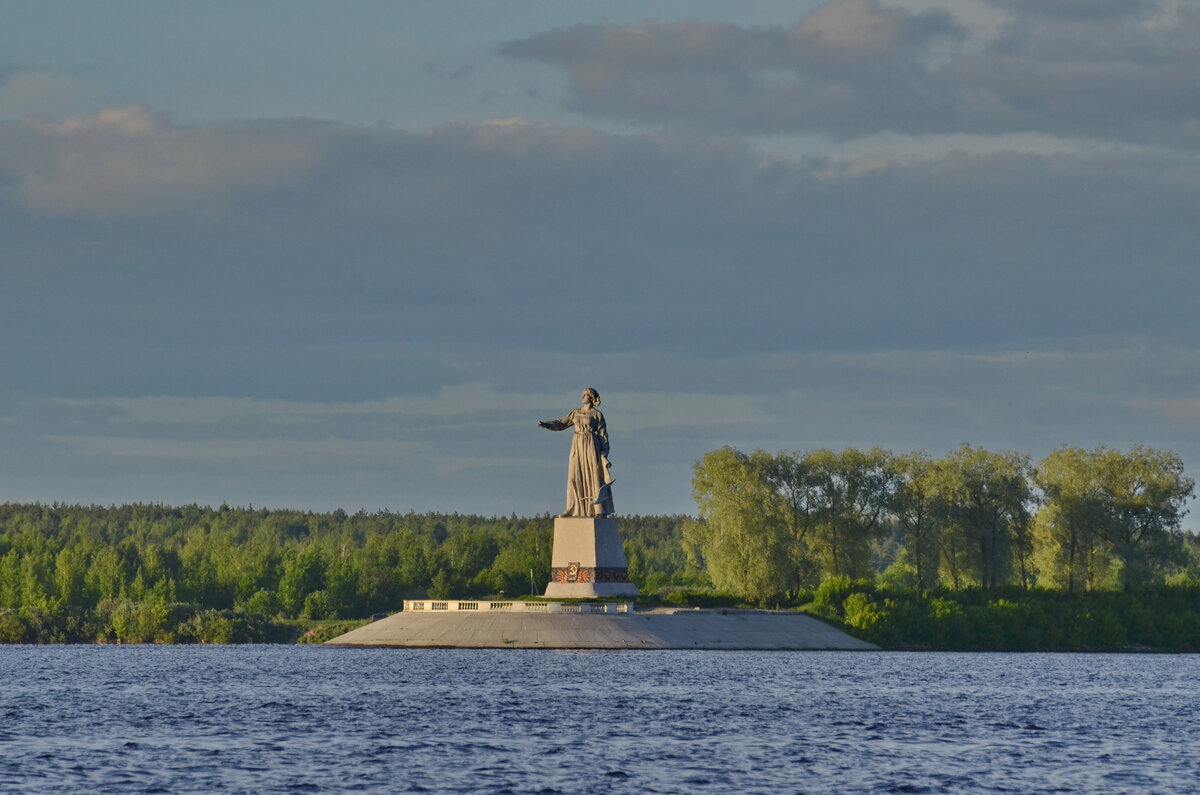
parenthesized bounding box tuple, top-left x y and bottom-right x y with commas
(325, 608, 877, 650)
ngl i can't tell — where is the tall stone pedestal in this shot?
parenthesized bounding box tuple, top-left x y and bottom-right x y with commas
(544, 517, 640, 598)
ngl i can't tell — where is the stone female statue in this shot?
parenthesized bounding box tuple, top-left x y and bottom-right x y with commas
(538, 387, 614, 518)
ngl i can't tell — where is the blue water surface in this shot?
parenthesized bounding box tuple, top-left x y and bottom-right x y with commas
(1, 646, 1197, 793)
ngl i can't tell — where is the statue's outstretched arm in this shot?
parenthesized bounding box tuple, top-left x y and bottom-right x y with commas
(538, 416, 571, 431)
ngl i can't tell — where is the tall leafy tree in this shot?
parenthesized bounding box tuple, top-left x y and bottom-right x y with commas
(1034, 447, 1115, 592)
(278, 546, 327, 616)
(1090, 446, 1194, 590)
(685, 447, 804, 602)
(933, 445, 1033, 589)
(889, 451, 944, 591)
(804, 447, 896, 580)
(0, 550, 21, 608)
(761, 451, 822, 594)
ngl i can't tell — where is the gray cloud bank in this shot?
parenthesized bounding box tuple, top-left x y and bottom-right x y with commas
(2, 106, 1195, 367)
(503, 0, 1200, 144)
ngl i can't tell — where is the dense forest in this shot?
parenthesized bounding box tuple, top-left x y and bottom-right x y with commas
(0, 504, 700, 643)
(2, 442, 1198, 647)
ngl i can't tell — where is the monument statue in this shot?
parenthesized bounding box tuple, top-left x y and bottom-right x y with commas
(538, 387, 614, 518)
(537, 388, 637, 597)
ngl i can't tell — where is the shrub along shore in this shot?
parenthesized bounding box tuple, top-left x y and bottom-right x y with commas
(4, 587, 1198, 650)
(0, 498, 1197, 649)
(0, 602, 366, 645)
(799, 577, 1200, 651)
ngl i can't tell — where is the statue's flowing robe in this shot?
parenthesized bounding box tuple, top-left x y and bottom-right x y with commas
(542, 407, 614, 517)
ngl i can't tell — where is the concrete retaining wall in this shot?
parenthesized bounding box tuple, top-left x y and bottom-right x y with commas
(325, 606, 877, 650)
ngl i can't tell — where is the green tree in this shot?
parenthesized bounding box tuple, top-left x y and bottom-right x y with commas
(1090, 446, 1194, 590)
(1034, 447, 1115, 592)
(0, 550, 22, 609)
(804, 447, 896, 580)
(278, 546, 326, 617)
(54, 546, 89, 608)
(481, 523, 551, 596)
(686, 447, 803, 602)
(889, 451, 944, 591)
(933, 445, 1033, 589)
(84, 546, 126, 603)
(439, 528, 500, 597)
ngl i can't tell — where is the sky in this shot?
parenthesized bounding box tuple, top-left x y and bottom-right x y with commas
(2, 0, 1198, 520)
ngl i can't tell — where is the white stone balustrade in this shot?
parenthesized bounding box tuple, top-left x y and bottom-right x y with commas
(403, 599, 633, 614)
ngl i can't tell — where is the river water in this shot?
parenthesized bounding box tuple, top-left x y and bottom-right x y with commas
(1, 646, 1197, 793)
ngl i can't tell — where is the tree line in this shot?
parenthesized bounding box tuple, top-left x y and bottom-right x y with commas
(2, 441, 1197, 645)
(0, 503, 701, 641)
(685, 443, 1198, 603)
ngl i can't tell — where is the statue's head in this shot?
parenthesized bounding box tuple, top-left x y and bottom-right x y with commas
(582, 387, 600, 406)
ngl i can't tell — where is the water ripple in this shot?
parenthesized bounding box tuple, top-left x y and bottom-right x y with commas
(0, 647, 1198, 793)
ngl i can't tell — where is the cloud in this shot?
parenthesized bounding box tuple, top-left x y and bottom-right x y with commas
(1126, 398, 1200, 425)
(793, 0, 958, 58)
(502, 2, 964, 138)
(1, 106, 1197, 512)
(0, 105, 327, 217)
(45, 383, 773, 444)
(4, 6, 1198, 517)
(13, 383, 775, 512)
(49, 435, 419, 464)
(7, 344, 1199, 515)
(0, 71, 81, 120)
(981, 0, 1149, 22)
(501, 0, 1200, 145)
(1, 110, 1198, 377)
